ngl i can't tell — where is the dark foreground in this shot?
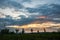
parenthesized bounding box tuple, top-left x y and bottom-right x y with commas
(0, 32, 60, 40)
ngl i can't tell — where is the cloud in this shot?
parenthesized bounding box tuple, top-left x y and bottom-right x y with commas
(21, 0, 60, 8)
(0, 0, 60, 19)
(0, 8, 26, 20)
(26, 3, 60, 19)
(0, 7, 41, 20)
(0, 0, 23, 9)
(0, 0, 60, 28)
(12, 0, 52, 8)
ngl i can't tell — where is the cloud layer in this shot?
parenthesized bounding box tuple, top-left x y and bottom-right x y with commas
(0, 0, 60, 28)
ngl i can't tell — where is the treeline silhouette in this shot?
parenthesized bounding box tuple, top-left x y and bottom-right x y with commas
(0, 28, 24, 34)
(0, 28, 42, 34)
(0, 28, 60, 40)
(0, 28, 60, 34)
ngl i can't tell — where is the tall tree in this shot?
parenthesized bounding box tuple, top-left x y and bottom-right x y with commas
(31, 28, 33, 33)
(37, 30, 39, 33)
(22, 28, 24, 34)
(15, 29, 19, 34)
(43, 28, 46, 32)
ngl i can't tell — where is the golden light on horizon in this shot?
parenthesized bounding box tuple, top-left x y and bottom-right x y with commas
(6, 21, 60, 29)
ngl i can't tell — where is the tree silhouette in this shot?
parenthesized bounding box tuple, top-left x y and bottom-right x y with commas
(37, 30, 39, 33)
(31, 28, 33, 33)
(15, 29, 19, 34)
(43, 28, 46, 32)
(22, 28, 24, 34)
(1, 28, 9, 34)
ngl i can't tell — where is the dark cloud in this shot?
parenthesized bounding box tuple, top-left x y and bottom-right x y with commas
(26, 4, 60, 17)
(22, 0, 31, 2)
(0, 0, 24, 9)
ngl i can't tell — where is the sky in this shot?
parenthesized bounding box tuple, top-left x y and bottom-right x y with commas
(0, 0, 60, 32)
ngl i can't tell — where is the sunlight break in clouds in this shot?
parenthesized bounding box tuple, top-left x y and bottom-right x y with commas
(0, 8, 21, 19)
(0, 8, 30, 20)
(0, 7, 40, 20)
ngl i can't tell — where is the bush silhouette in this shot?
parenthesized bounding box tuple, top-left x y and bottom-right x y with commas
(0, 28, 9, 34)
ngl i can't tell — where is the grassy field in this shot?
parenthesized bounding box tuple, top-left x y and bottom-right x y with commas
(0, 33, 60, 40)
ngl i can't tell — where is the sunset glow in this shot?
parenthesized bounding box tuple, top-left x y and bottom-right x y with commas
(7, 21, 60, 29)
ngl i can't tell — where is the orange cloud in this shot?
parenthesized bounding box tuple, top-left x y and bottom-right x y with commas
(36, 16, 47, 19)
